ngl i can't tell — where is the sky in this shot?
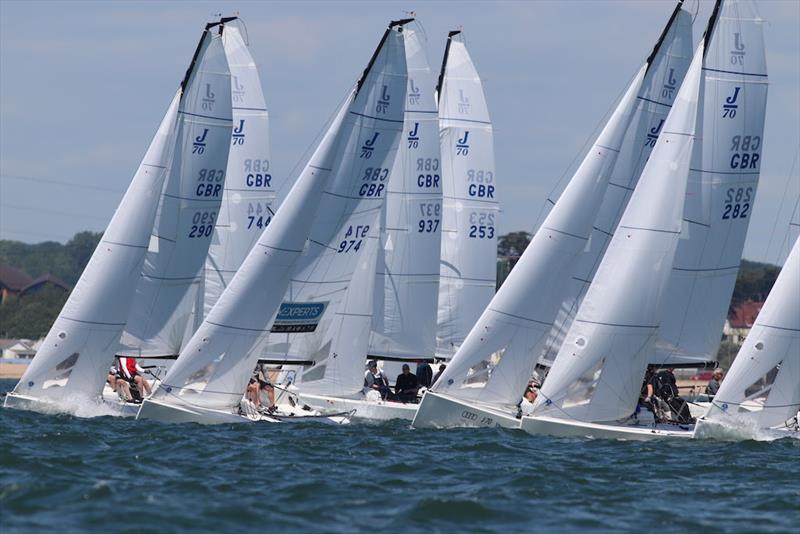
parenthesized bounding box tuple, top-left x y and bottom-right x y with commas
(1, 0, 798, 264)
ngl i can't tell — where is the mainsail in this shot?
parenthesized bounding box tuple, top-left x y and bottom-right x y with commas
(654, 0, 769, 364)
(430, 2, 692, 409)
(436, 31, 499, 358)
(704, 235, 800, 429)
(6, 92, 180, 405)
(119, 24, 233, 357)
(146, 19, 410, 411)
(204, 22, 274, 317)
(368, 26, 442, 361)
(540, 2, 694, 366)
(533, 35, 705, 423)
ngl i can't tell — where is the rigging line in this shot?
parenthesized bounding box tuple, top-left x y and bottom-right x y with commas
(0, 173, 124, 194)
(763, 144, 800, 264)
(529, 60, 643, 237)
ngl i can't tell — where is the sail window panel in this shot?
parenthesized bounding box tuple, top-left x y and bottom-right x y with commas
(41, 353, 80, 390)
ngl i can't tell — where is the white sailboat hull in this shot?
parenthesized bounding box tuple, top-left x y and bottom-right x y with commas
(299, 392, 417, 421)
(411, 391, 521, 429)
(3, 392, 63, 414)
(136, 397, 349, 425)
(520, 414, 694, 441)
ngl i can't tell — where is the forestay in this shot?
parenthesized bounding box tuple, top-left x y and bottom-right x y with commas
(8, 91, 180, 404)
(204, 23, 274, 316)
(119, 27, 233, 357)
(368, 26, 442, 361)
(533, 40, 705, 423)
(540, 3, 694, 366)
(705, 235, 800, 429)
(654, 0, 769, 364)
(437, 31, 499, 358)
(150, 20, 409, 410)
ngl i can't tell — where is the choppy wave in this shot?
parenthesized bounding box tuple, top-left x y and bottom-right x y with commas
(1, 380, 799, 532)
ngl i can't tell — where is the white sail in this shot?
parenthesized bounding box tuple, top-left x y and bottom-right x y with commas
(431, 65, 648, 408)
(654, 0, 769, 364)
(148, 20, 409, 411)
(204, 24, 273, 317)
(270, 22, 409, 397)
(437, 31, 499, 358)
(119, 27, 233, 357)
(705, 235, 800, 429)
(540, 4, 694, 366)
(533, 40, 705, 423)
(368, 26, 442, 360)
(7, 91, 180, 405)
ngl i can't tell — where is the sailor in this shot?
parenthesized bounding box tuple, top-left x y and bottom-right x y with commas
(517, 384, 538, 417)
(416, 360, 433, 388)
(705, 368, 724, 397)
(647, 367, 693, 424)
(107, 364, 133, 401)
(116, 356, 152, 402)
(363, 360, 390, 400)
(432, 364, 447, 386)
(247, 363, 275, 412)
(394, 364, 420, 403)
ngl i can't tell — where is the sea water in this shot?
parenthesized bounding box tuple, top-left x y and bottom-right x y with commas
(1, 379, 798, 532)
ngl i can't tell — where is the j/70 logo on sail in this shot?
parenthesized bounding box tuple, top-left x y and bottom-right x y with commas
(644, 119, 664, 148)
(232, 76, 245, 103)
(376, 85, 391, 114)
(232, 120, 245, 145)
(407, 122, 420, 149)
(661, 68, 677, 100)
(360, 132, 379, 159)
(457, 89, 470, 114)
(202, 83, 215, 111)
(408, 79, 421, 106)
(731, 32, 746, 65)
(456, 131, 470, 156)
(193, 128, 209, 154)
(722, 87, 741, 118)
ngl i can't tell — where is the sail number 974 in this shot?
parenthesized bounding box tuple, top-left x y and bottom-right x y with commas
(338, 225, 369, 253)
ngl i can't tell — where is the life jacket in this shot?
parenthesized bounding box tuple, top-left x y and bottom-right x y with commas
(118, 357, 138, 380)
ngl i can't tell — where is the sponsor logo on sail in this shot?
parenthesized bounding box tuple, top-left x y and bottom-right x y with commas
(271, 302, 328, 333)
(731, 32, 746, 65)
(457, 89, 470, 114)
(408, 79, 421, 106)
(644, 119, 664, 147)
(407, 122, 420, 148)
(193, 128, 209, 154)
(456, 131, 470, 156)
(202, 83, 215, 111)
(722, 87, 740, 118)
(232, 75, 245, 103)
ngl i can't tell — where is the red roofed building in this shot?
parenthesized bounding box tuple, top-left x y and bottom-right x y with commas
(723, 299, 764, 344)
(0, 265, 34, 304)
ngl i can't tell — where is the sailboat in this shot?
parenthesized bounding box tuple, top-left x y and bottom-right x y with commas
(521, 0, 768, 440)
(3, 20, 233, 415)
(695, 233, 799, 436)
(412, 2, 694, 429)
(436, 30, 499, 360)
(136, 19, 411, 425)
(293, 24, 442, 421)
